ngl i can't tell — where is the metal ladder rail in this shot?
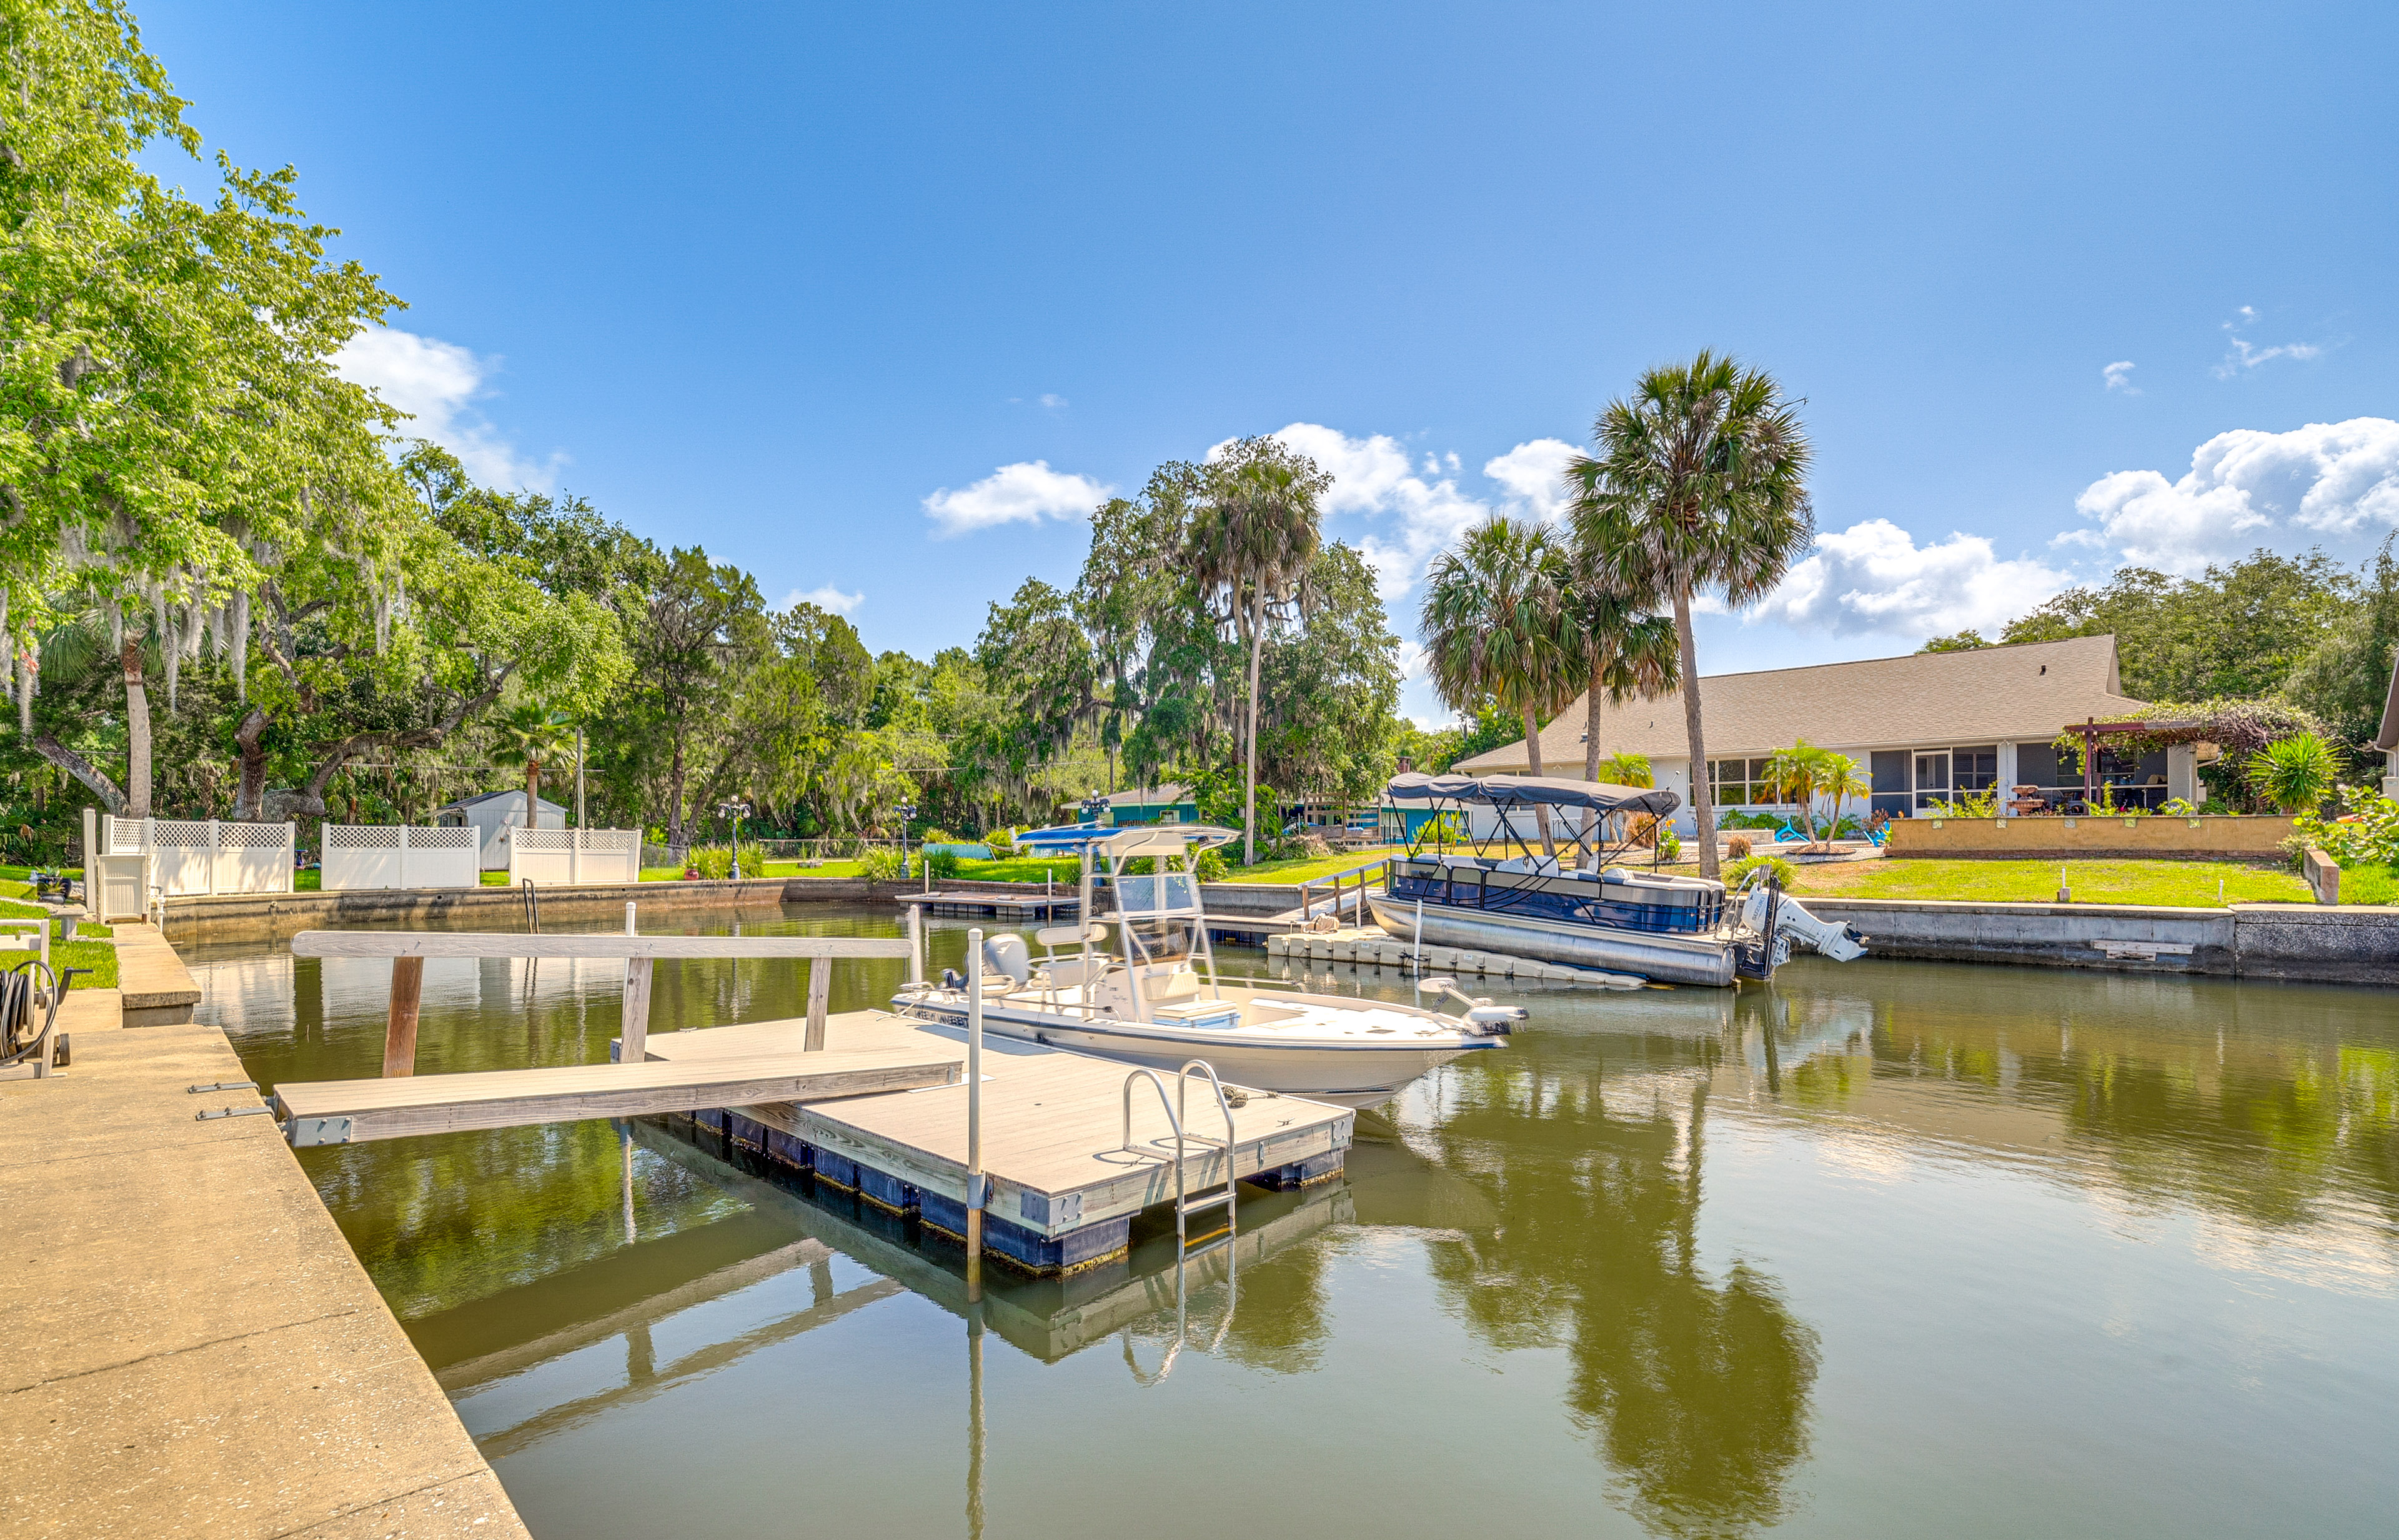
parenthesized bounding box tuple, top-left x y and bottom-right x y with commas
(1173, 1059, 1241, 1254)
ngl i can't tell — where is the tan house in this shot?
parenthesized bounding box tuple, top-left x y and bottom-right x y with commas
(1453, 635, 2201, 833)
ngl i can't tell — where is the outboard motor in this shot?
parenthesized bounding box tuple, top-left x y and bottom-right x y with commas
(980, 933, 1033, 988)
(1739, 885, 1867, 961)
(1418, 975, 1527, 1034)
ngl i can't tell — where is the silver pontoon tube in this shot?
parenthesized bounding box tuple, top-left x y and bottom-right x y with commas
(1368, 893, 1738, 987)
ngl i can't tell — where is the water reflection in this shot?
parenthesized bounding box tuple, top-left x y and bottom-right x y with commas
(1417, 1040, 1819, 1536)
(186, 913, 2399, 1540)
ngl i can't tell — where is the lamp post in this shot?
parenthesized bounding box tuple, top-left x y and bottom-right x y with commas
(716, 798, 750, 880)
(898, 800, 917, 881)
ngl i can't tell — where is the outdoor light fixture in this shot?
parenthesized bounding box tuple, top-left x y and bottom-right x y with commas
(716, 799, 750, 878)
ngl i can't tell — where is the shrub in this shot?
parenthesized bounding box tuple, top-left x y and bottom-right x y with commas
(983, 830, 1016, 859)
(1725, 834, 1754, 860)
(2295, 785, 2399, 868)
(1196, 848, 1230, 882)
(1725, 854, 1799, 888)
(926, 850, 961, 880)
(858, 847, 903, 880)
(1656, 828, 1682, 862)
(2245, 732, 2338, 815)
(691, 845, 733, 879)
(735, 841, 768, 875)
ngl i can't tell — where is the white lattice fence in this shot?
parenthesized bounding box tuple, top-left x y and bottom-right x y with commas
(509, 828, 641, 887)
(320, 824, 480, 891)
(105, 817, 295, 897)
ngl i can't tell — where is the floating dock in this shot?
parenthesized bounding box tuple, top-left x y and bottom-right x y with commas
(902, 889, 1081, 920)
(637, 1010, 1354, 1276)
(1266, 925, 1646, 987)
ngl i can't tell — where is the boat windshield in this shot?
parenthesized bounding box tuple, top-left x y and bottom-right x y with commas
(1113, 871, 1200, 917)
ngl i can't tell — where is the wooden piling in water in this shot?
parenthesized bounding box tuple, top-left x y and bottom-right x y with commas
(382, 956, 424, 1076)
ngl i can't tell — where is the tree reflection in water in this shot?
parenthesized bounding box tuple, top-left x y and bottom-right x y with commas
(1418, 1034, 1820, 1539)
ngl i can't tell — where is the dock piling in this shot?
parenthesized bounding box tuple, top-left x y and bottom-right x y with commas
(382, 956, 424, 1076)
(804, 959, 832, 1050)
(966, 927, 985, 1297)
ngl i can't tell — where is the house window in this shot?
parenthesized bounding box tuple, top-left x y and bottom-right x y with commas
(1707, 757, 1783, 806)
(1954, 746, 1999, 793)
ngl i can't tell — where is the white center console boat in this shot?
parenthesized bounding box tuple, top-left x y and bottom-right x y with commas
(892, 823, 1514, 1108)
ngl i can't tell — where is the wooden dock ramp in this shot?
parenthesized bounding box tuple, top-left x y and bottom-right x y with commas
(271, 1049, 962, 1146)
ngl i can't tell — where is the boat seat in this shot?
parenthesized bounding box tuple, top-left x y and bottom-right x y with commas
(1152, 1001, 1240, 1028)
(1494, 855, 1561, 876)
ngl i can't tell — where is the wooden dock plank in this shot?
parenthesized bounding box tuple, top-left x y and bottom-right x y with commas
(271, 1048, 962, 1143)
(641, 1010, 1352, 1236)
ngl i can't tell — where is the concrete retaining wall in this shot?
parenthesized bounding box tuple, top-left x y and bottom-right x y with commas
(1806, 897, 2399, 985)
(1886, 814, 2297, 860)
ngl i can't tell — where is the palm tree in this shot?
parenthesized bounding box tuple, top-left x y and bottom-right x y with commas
(1762, 740, 1867, 847)
(1567, 352, 1814, 880)
(1187, 439, 1328, 865)
(1597, 751, 1654, 787)
(489, 706, 577, 823)
(1420, 517, 1578, 858)
(1562, 560, 1681, 844)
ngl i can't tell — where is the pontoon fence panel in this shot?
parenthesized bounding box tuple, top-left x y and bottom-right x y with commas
(509, 827, 642, 886)
(320, 824, 480, 891)
(105, 816, 295, 895)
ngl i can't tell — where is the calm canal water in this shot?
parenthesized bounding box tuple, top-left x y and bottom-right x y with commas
(191, 905, 2399, 1538)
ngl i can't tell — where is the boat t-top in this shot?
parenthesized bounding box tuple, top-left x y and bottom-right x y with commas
(1369, 772, 1867, 988)
(892, 822, 1517, 1108)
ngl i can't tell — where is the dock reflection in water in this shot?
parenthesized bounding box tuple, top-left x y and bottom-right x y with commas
(191, 908, 2399, 1539)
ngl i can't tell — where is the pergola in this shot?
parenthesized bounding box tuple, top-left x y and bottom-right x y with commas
(2062, 717, 2203, 808)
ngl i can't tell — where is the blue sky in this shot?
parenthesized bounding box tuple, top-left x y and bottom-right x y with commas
(143, 2, 2399, 722)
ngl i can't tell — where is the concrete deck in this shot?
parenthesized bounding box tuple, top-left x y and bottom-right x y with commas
(0, 979, 531, 1536)
(111, 920, 203, 1026)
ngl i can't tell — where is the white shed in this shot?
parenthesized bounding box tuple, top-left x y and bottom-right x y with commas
(433, 789, 567, 871)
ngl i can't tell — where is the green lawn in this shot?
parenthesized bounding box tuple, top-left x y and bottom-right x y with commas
(2336, 863, 2399, 905)
(53, 938, 117, 989)
(1783, 857, 2310, 907)
(1220, 846, 1411, 885)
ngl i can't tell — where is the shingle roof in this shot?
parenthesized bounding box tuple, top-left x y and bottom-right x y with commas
(1454, 635, 2147, 772)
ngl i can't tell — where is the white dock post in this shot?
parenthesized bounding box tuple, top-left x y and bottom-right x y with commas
(620, 901, 652, 1064)
(966, 925, 985, 1298)
(906, 903, 923, 985)
(1413, 898, 1424, 975)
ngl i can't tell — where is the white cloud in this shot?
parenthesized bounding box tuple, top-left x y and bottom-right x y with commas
(782, 584, 863, 615)
(332, 325, 565, 492)
(921, 460, 1113, 537)
(2103, 360, 2138, 394)
(2068, 418, 2399, 575)
(1753, 519, 2070, 638)
(1261, 424, 1491, 599)
(1236, 427, 1588, 600)
(1038, 393, 1068, 410)
(1482, 438, 1579, 521)
(2213, 306, 2324, 377)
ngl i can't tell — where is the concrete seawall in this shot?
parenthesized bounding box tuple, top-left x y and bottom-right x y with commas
(1, 926, 531, 1539)
(1805, 897, 2399, 986)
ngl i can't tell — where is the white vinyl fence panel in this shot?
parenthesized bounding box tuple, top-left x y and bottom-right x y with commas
(106, 817, 295, 897)
(509, 828, 642, 887)
(320, 824, 480, 891)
